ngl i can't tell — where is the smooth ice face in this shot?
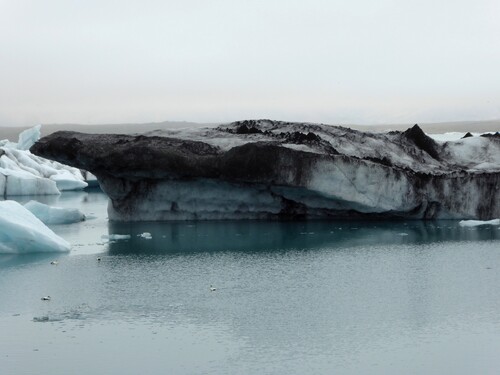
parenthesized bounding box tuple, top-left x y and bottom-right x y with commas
(0, 167, 60, 196)
(0, 126, 88, 196)
(24, 200, 86, 225)
(16, 124, 41, 151)
(0, 201, 71, 253)
(104, 178, 280, 221)
(49, 169, 88, 191)
(307, 158, 413, 213)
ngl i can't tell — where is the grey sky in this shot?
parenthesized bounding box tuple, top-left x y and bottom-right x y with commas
(1, 0, 499, 127)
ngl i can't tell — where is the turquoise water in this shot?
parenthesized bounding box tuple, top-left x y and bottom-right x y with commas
(1, 191, 500, 374)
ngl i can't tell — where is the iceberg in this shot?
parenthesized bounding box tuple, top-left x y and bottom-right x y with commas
(30, 120, 500, 221)
(0, 126, 88, 196)
(0, 200, 71, 253)
(24, 200, 86, 225)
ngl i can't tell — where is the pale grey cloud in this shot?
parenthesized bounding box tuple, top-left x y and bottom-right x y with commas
(0, 0, 499, 126)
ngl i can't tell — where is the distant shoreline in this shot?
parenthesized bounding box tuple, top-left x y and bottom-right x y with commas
(1, 119, 498, 141)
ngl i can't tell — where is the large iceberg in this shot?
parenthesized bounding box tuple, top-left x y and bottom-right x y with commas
(0, 200, 71, 253)
(24, 200, 86, 225)
(0, 126, 88, 196)
(30, 120, 500, 221)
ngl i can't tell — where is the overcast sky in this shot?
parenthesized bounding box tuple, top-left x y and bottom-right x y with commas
(1, 0, 499, 127)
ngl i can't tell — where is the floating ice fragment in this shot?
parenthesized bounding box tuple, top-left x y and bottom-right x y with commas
(459, 219, 500, 227)
(24, 200, 85, 225)
(33, 316, 50, 322)
(0, 201, 70, 253)
(138, 232, 152, 239)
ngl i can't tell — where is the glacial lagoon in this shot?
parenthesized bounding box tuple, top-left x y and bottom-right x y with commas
(1, 190, 500, 374)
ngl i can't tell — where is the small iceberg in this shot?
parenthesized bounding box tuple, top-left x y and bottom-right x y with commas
(0, 200, 70, 253)
(0, 125, 88, 196)
(24, 200, 86, 225)
(138, 232, 153, 239)
(459, 219, 500, 227)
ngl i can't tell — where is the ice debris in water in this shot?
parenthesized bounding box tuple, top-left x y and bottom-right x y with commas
(33, 316, 50, 322)
(0, 200, 70, 253)
(0, 125, 88, 196)
(459, 219, 500, 227)
(24, 200, 85, 225)
(33, 305, 89, 322)
(138, 232, 153, 239)
(101, 234, 131, 241)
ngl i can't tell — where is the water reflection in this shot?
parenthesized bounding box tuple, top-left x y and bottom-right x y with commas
(2, 190, 499, 258)
(107, 219, 500, 254)
(0, 252, 57, 269)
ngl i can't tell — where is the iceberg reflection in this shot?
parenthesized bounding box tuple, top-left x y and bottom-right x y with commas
(107, 220, 500, 254)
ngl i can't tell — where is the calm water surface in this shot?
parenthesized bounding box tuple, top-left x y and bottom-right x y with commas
(1, 191, 500, 374)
